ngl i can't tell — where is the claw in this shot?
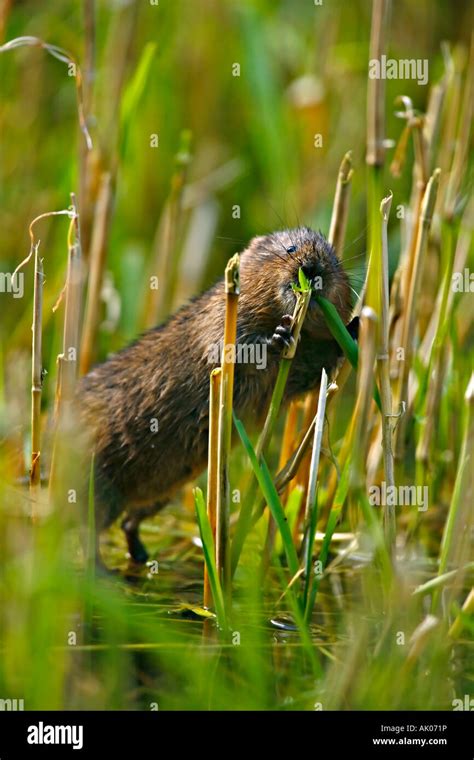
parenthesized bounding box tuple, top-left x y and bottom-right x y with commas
(270, 317, 296, 353)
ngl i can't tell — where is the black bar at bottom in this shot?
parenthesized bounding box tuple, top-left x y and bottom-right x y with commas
(0, 710, 471, 756)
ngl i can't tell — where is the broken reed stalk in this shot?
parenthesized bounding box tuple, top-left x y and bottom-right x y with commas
(49, 196, 83, 497)
(216, 254, 239, 604)
(351, 307, 378, 493)
(303, 368, 327, 535)
(29, 244, 44, 508)
(377, 192, 395, 549)
(79, 172, 113, 375)
(231, 284, 312, 575)
(57, 195, 82, 407)
(301, 368, 328, 617)
(395, 168, 441, 459)
(12, 206, 75, 502)
(391, 100, 429, 344)
(204, 367, 221, 609)
(329, 151, 354, 257)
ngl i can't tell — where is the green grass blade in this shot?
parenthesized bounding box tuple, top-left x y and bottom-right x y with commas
(120, 41, 157, 158)
(233, 415, 300, 579)
(315, 295, 359, 368)
(193, 487, 227, 627)
(86, 453, 96, 582)
(315, 295, 382, 411)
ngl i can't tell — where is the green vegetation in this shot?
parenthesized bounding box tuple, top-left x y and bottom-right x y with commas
(0, 0, 472, 711)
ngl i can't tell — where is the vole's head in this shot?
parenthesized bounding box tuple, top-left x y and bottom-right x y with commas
(240, 227, 353, 337)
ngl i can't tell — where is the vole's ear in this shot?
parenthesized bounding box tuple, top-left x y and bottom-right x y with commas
(239, 235, 266, 260)
(246, 234, 267, 252)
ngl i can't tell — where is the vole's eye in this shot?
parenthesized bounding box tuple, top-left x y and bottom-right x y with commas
(286, 245, 297, 253)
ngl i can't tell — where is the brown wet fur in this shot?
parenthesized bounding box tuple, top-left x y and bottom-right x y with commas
(77, 227, 353, 564)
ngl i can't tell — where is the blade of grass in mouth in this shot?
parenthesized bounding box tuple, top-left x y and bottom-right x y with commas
(315, 294, 381, 411)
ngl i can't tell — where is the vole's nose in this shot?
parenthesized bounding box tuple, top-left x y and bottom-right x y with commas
(301, 261, 326, 287)
(301, 262, 323, 279)
(301, 261, 329, 297)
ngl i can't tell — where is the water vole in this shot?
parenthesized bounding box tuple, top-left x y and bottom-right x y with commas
(78, 227, 356, 563)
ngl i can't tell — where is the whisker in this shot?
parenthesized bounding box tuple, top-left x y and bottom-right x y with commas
(256, 244, 293, 267)
(349, 285, 361, 301)
(342, 251, 368, 264)
(215, 235, 247, 245)
(341, 226, 369, 253)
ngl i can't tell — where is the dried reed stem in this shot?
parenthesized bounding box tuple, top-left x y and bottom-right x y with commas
(204, 367, 221, 609)
(57, 196, 82, 407)
(216, 254, 239, 602)
(351, 307, 378, 492)
(145, 131, 192, 327)
(301, 368, 328, 568)
(329, 151, 353, 257)
(49, 196, 83, 497)
(29, 244, 44, 507)
(395, 168, 440, 458)
(378, 192, 395, 548)
(79, 172, 113, 375)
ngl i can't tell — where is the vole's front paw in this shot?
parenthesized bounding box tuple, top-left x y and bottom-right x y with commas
(269, 314, 295, 353)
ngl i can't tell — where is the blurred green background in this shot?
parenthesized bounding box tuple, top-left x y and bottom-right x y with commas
(1, 0, 472, 357)
(0, 0, 472, 712)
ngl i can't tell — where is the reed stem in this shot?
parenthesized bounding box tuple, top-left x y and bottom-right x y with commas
(204, 367, 221, 609)
(378, 192, 396, 549)
(216, 254, 239, 604)
(29, 244, 44, 510)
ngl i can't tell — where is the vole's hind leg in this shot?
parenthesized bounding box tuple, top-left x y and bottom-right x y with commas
(121, 502, 166, 564)
(121, 512, 149, 563)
